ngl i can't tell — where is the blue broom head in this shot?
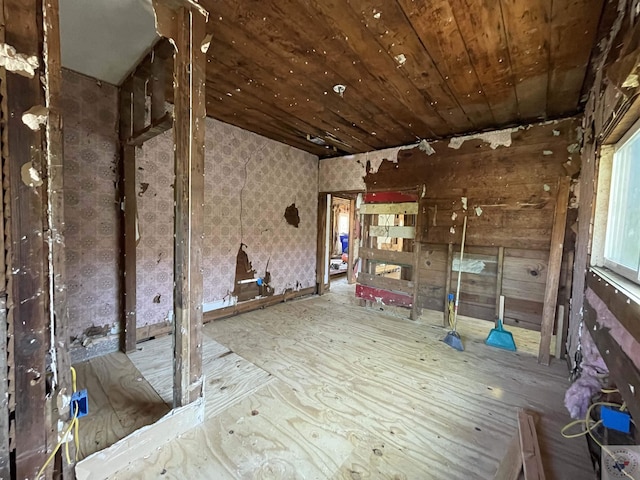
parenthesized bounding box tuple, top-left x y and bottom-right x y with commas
(485, 320, 517, 351)
(442, 330, 464, 351)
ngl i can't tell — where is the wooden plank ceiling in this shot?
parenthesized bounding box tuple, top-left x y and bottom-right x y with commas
(200, 0, 605, 157)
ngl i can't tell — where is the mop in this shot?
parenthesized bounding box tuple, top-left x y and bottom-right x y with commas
(442, 215, 467, 352)
(485, 295, 517, 351)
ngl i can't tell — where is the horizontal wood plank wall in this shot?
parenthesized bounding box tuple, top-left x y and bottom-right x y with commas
(363, 119, 580, 331)
(416, 244, 448, 311)
(450, 246, 499, 322)
(502, 249, 549, 330)
(365, 119, 581, 252)
(415, 244, 570, 332)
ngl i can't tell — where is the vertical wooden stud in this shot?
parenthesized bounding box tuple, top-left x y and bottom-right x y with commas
(42, 0, 76, 472)
(347, 198, 356, 284)
(150, 50, 167, 122)
(4, 0, 51, 476)
(316, 193, 328, 295)
(538, 177, 571, 365)
(172, 6, 206, 407)
(410, 201, 422, 320)
(132, 75, 146, 134)
(0, 295, 9, 479)
(122, 145, 137, 352)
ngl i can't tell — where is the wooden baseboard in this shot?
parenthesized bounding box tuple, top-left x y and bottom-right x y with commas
(136, 287, 316, 343)
(203, 286, 316, 322)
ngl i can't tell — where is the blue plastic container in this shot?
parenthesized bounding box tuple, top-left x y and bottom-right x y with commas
(339, 234, 349, 253)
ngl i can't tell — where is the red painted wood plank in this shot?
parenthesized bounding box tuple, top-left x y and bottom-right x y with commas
(355, 284, 413, 308)
(363, 191, 418, 203)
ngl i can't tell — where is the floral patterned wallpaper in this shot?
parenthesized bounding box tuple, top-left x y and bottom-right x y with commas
(62, 68, 318, 335)
(136, 117, 319, 327)
(62, 69, 120, 340)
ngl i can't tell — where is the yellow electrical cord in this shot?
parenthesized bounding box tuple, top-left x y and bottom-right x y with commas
(562, 392, 637, 480)
(35, 366, 82, 479)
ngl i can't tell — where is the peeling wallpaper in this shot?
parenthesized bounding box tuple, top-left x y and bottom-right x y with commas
(62, 69, 120, 340)
(318, 144, 410, 193)
(136, 118, 319, 327)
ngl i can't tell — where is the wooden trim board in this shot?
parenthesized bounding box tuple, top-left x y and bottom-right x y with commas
(584, 299, 640, 441)
(355, 284, 413, 308)
(369, 225, 415, 239)
(363, 192, 418, 203)
(137, 287, 317, 342)
(493, 433, 523, 480)
(75, 398, 205, 480)
(518, 409, 546, 480)
(357, 272, 413, 295)
(359, 247, 414, 266)
(360, 202, 418, 215)
(538, 177, 570, 365)
(587, 270, 640, 345)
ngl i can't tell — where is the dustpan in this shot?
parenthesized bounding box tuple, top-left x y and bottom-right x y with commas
(485, 295, 517, 351)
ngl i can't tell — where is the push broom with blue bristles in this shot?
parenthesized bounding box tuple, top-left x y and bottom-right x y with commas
(485, 294, 517, 351)
(442, 215, 467, 352)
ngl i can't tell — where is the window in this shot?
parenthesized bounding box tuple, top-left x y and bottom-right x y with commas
(604, 120, 640, 283)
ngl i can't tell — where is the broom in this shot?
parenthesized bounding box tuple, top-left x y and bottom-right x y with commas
(442, 215, 467, 352)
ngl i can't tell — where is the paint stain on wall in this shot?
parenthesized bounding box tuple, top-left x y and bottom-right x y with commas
(284, 203, 300, 228)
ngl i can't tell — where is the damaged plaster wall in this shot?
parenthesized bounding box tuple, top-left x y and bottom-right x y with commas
(137, 117, 318, 326)
(61, 70, 121, 347)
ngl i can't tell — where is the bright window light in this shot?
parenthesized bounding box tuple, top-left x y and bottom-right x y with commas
(604, 123, 640, 283)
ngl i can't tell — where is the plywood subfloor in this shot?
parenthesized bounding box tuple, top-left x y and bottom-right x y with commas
(73, 352, 170, 460)
(112, 284, 591, 479)
(128, 332, 274, 418)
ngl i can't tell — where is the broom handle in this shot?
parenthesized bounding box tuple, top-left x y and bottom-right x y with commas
(453, 215, 468, 330)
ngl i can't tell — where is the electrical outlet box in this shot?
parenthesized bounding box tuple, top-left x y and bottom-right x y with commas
(602, 406, 631, 434)
(71, 389, 89, 419)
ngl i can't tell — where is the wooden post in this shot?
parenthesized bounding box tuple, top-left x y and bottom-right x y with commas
(42, 0, 76, 473)
(316, 193, 328, 295)
(538, 177, 570, 365)
(347, 198, 356, 284)
(119, 77, 138, 353)
(443, 243, 453, 327)
(410, 203, 422, 320)
(0, 9, 9, 478)
(0, 296, 9, 479)
(172, 6, 206, 407)
(495, 246, 505, 318)
(122, 144, 137, 352)
(3, 0, 55, 476)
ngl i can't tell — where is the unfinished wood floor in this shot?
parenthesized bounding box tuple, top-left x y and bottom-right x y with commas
(112, 282, 591, 479)
(74, 352, 170, 459)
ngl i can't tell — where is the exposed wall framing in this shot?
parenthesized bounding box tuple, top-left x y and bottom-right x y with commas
(118, 39, 174, 353)
(1, 0, 71, 477)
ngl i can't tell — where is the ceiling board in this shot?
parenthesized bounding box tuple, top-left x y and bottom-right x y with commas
(194, 0, 605, 157)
